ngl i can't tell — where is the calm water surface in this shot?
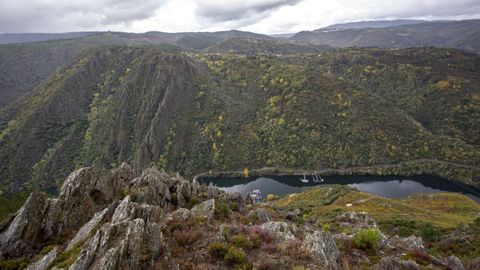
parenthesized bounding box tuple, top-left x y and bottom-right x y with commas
(200, 175, 480, 203)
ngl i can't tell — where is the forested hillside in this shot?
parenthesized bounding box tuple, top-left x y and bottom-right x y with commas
(0, 46, 478, 196)
(0, 31, 271, 109)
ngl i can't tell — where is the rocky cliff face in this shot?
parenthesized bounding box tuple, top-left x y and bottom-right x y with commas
(0, 165, 471, 270)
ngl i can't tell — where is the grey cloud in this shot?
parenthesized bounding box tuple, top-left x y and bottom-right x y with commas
(0, 0, 166, 32)
(196, 0, 303, 22)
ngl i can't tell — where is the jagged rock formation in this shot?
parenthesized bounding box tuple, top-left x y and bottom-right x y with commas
(0, 164, 473, 269)
(0, 164, 244, 269)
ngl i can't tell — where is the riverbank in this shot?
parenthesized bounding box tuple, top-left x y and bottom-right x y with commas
(193, 159, 480, 188)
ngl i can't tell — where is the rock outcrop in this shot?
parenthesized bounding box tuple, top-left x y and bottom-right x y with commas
(301, 231, 341, 270)
(26, 247, 58, 270)
(0, 163, 472, 270)
(0, 191, 49, 258)
(260, 221, 296, 241)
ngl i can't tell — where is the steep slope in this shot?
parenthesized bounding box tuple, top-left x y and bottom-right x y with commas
(0, 30, 274, 109)
(0, 47, 478, 196)
(292, 19, 480, 53)
(0, 47, 197, 194)
(0, 33, 160, 109)
(310, 47, 480, 145)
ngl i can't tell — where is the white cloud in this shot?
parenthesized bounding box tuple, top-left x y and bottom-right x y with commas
(0, 0, 479, 33)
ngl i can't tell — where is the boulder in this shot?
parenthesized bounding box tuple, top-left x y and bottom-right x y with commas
(191, 199, 215, 219)
(167, 208, 192, 222)
(440, 255, 465, 270)
(387, 235, 425, 252)
(248, 208, 271, 223)
(333, 211, 378, 230)
(260, 221, 296, 241)
(374, 256, 422, 270)
(301, 231, 341, 270)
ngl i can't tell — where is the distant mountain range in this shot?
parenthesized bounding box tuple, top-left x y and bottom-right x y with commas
(320, 19, 428, 30)
(291, 19, 480, 52)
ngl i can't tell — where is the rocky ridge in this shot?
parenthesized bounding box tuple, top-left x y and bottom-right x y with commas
(0, 164, 472, 269)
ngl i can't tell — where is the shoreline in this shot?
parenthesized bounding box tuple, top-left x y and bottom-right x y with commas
(193, 159, 480, 188)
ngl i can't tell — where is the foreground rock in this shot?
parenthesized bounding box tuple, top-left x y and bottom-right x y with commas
(0, 164, 472, 270)
(301, 231, 341, 270)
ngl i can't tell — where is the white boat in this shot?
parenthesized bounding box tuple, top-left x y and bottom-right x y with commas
(300, 174, 309, 183)
(313, 171, 324, 183)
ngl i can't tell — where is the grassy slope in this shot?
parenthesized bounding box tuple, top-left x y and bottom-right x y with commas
(273, 186, 480, 228)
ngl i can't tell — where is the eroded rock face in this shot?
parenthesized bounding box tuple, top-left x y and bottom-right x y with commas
(70, 218, 164, 270)
(26, 247, 58, 270)
(0, 164, 134, 258)
(0, 191, 49, 258)
(130, 167, 172, 207)
(67, 208, 110, 251)
(301, 231, 341, 270)
(52, 164, 134, 237)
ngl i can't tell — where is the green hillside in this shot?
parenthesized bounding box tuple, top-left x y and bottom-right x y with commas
(0, 31, 271, 110)
(206, 37, 333, 54)
(0, 33, 153, 109)
(0, 46, 478, 196)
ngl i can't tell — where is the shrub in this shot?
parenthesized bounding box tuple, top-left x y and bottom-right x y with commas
(215, 202, 231, 218)
(231, 234, 252, 249)
(420, 223, 439, 243)
(353, 228, 382, 251)
(186, 196, 198, 209)
(266, 194, 277, 201)
(47, 244, 82, 269)
(224, 246, 247, 265)
(0, 258, 30, 270)
(173, 229, 201, 246)
(208, 242, 229, 258)
(230, 201, 239, 211)
(322, 223, 330, 232)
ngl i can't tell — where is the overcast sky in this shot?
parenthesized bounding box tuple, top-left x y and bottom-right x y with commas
(1, 0, 480, 34)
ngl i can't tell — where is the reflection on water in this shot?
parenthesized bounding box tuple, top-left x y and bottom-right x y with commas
(200, 175, 480, 203)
